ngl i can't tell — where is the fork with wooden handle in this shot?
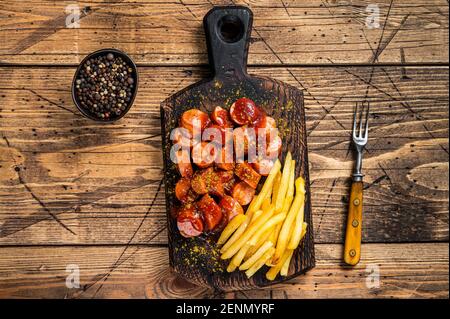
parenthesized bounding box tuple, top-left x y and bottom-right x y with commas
(344, 101, 370, 266)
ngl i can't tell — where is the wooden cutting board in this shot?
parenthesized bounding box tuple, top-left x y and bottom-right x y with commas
(160, 6, 315, 290)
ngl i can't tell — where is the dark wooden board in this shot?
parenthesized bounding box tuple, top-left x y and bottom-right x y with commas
(160, 6, 314, 290)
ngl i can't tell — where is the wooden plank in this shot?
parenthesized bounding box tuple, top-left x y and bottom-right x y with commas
(0, 0, 448, 65)
(0, 66, 448, 245)
(0, 243, 447, 298)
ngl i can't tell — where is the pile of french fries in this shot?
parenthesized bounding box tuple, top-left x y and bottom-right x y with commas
(217, 152, 307, 280)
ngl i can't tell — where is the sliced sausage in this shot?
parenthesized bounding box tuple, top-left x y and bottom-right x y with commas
(266, 134, 282, 158)
(191, 169, 208, 195)
(174, 149, 193, 177)
(220, 195, 244, 221)
(171, 127, 193, 149)
(235, 162, 261, 189)
(211, 106, 233, 128)
(203, 124, 225, 145)
(253, 114, 276, 138)
(217, 147, 234, 170)
(177, 206, 204, 238)
(175, 178, 191, 202)
(197, 194, 223, 231)
(205, 169, 225, 197)
(218, 170, 237, 194)
(223, 176, 237, 195)
(229, 98, 260, 125)
(180, 109, 211, 137)
(233, 126, 256, 156)
(253, 113, 275, 129)
(252, 157, 276, 176)
(231, 181, 255, 206)
(217, 170, 234, 183)
(175, 178, 197, 203)
(191, 167, 224, 197)
(192, 141, 217, 168)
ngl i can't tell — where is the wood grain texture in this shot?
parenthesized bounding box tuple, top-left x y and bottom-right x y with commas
(0, 66, 448, 246)
(0, 0, 448, 297)
(0, 243, 447, 298)
(0, 0, 448, 65)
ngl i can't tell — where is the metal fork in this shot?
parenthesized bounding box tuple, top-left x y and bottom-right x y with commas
(344, 101, 370, 266)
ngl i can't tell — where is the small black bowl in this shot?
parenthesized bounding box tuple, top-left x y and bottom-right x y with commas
(71, 48, 139, 122)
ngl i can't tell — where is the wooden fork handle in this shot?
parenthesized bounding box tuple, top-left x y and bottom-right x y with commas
(344, 181, 363, 265)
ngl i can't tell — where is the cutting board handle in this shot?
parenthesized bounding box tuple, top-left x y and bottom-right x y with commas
(203, 6, 253, 79)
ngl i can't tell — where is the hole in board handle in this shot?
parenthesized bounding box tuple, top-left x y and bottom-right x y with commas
(217, 14, 244, 43)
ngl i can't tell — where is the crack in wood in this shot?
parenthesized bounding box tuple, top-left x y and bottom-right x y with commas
(316, 178, 338, 233)
(249, 25, 328, 114)
(1, 135, 76, 236)
(179, 0, 198, 19)
(363, 174, 388, 190)
(9, 4, 99, 55)
(76, 178, 165, 298)
(307, 96, 343, 137)
(368, 0, 396, 64)
(378, 163, 394, 187)
(24, 87, 81, 117)
(0, 174, 157, 238)
(280, 0, 292, 18)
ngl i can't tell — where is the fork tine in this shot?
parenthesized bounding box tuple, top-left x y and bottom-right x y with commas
(364, 101, 370, 138)
(358, 101, 364, 137)
(352, 102, 358, 138)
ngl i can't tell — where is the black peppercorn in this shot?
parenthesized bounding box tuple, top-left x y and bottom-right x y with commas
(74, 51, 136, 120)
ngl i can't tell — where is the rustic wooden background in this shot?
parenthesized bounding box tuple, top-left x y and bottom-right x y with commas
(0, 0, 448, 298)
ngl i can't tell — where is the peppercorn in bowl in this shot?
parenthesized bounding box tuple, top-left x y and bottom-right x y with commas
(71, 48, 139, 122)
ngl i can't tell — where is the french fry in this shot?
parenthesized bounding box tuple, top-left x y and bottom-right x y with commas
(266, 183, 273, 202)
(227, 261, 237, 273)
(250, 209, 263, 224)
(288, 178, 306, 250)
(247, 227, 274, 259)
(220, 212, 255, 253)
(268, 225, 280, 253)
(274, 152, 292, 213)
(269, 163, 295, 244)
(231, 242, 252, 267)
(280, 249, 294, 276)
(281, 223, 307, 276)
(271, 171, 281, 204)
(269, 195, 292, 245)
(221, 206, 275, 259)
(287, 160, 296, 198)
(273, 177, 305, 263)
(246, 196, 257, 215)
(248, 213, 285, 246)
(217, 214, 247, 246)
(246, 159, 281, 214)
(266, 249, 292, 281)
(262, 197, 271, 211)
(246, 247, 275, 278)
(240, 241, 273, 270)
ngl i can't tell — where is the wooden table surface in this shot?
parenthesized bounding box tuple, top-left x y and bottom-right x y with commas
(0, 0, 448, 299)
